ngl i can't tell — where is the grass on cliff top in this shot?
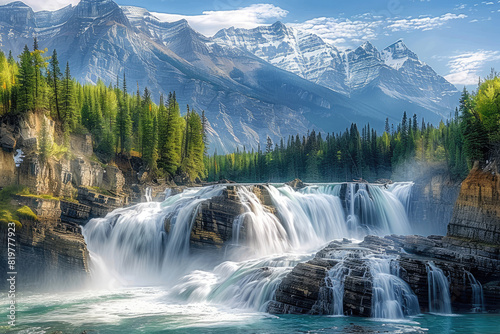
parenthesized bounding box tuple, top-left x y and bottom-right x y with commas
(0, 186, 42, 229)
(16, 187, 60, 200)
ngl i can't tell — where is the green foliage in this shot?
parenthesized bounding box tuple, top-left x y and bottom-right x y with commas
(17, 45, 35, 112)
(2, 43, 497, 184)
(15, 206, 37, 220)
(475, 77, 500, 144)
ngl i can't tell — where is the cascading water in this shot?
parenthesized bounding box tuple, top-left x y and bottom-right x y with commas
(232, 187, 290, 257)
(466, 271, 485, 313)
(325, 262, 348, 316)
(82, 186, 225, 284)
(388, 182, 414, 214)
(299, 182, 412, 237)
(427, 261, 452, 314)
(145, 187, 153, 202)
(81, 182, 419, 317)
(323, 249, 354, 316)
(369, 255, 420, 319)
(170, 255, 310, 311)
(266, 185, 347, 249)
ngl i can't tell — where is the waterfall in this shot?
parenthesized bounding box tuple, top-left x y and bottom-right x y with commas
(81, 182, 418, 315)
(388, 182, 413, 214)
(145, 187, 153, 202)
(82, 186, 225, 284)
(427, 261, 452, 314)
(170, 255, 310, 311)
(266, 185, 347, 249)
(369, 255, 420, 319)
(325, 263, 348, 316)
(233, 187, 290, 257)
(299, 183, 412, 237)
(466, 271, 485, 313)
(323, 250, 353, 316)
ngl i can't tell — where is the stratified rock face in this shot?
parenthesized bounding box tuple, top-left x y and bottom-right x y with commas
(268, 233, 500, 316)
(268, 259, 335, 315)
(0, 149, 15, 187)
(190, 186, 245, 251)
(447, 162, 500, 245)
(0, 218, 90, 291)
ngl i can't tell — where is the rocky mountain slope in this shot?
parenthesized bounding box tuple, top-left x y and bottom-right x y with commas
(214, 24, 459, 121)
(0, 0, 459, 152)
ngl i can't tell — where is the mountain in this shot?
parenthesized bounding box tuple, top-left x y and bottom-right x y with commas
(214, 26, 460, 121)
(213, 21, 349, 95)
(0, 1, 459, 152)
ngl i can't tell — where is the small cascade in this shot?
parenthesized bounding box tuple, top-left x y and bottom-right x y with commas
(427, 261, 452, 314)
(170, 255, 309, 311)
(325, 263, 348, 316)
(323, 250, 353, 316)
(266, 185, 347, 250)
(233, 187, 290, 257)
(144, 187, 153, 202)
(369, 255, 420, 319)
(466, 271, 485, 313)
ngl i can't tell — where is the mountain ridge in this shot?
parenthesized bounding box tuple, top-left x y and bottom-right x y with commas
(0, 1, 459, 153)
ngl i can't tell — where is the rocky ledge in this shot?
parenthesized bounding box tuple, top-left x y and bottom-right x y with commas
(269, 162, 500, 316)
(0, 216, 90, 291)
(268, 233, 500, 316)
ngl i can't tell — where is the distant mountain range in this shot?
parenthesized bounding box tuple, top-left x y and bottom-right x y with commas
(0, 0, 460, 152)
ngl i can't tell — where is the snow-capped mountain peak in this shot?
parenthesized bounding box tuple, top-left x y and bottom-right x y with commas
(381, 39, 419, 70)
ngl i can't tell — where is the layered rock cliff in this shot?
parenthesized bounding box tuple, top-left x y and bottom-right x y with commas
(269, 163, 500, 316)
(0, 206, 90, 291)
(446, 161, 500, 245)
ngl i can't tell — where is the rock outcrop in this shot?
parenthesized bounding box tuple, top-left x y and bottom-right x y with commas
(269, 163, 500, 316)
(446, 161, 500, 244)
(0, 216, 90, 291)
(190, 186, 245, 252)
(269, 234, 500, 315)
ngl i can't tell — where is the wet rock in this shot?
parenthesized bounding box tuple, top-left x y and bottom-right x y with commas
(189, 186, 245, 252)
(285, 178, 306, 189)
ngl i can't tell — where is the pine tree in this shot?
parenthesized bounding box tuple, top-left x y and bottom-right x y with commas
(266, 136, 273, 153)
(17, 45, 35, 112)
(61, 62, 76, 130)
(49, 49, 62, 119)
(116, 72, 132, 154)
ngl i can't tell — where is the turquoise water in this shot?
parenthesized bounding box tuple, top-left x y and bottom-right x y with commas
(1, 287, 500, 333)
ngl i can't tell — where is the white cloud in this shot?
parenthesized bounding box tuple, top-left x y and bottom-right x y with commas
(291, 17, 383, 49)
(291, 12, 467, 50)
(0, 0, 79, 12)
(444, 51, 500, 85)
(152, 4, 288, 36)
(386, 13, 467, 32)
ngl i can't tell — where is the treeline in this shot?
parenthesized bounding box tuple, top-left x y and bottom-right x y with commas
(0, 41, 206, 180)
(207, 72, 500, 182)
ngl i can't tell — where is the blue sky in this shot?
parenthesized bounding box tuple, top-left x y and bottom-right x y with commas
(4, 0, 500, 89)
